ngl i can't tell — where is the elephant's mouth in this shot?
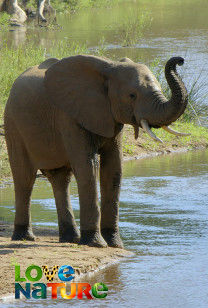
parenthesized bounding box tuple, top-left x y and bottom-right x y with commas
(138, 119, 190, 143)
(132, 115, 190, 143)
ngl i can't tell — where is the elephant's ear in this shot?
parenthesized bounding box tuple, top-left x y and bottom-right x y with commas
(44, 55, 115, 138)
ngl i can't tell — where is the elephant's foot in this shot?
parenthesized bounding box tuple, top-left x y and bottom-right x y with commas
(101, 228, 124, 248)
(11, 225, 35, 241)
(79, 230, 107, 248)
(59, 225, 80, 243)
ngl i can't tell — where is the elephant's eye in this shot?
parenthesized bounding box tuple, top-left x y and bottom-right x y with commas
(129, 93, 137, 100)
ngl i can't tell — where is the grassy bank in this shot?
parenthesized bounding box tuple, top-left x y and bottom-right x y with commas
(51, 0, 121, 12)
(1, 122, 208, 182)
(23, 0, 122, 14)
(122, 122, 208, 158)
(0, 43, 208, 182)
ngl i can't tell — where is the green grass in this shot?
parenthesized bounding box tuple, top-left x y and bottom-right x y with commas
(51, 0, 121, 12)
(22, 0, 121, 13)
(123, 134, 135, 155)
(149, 59, 208, 125)
(116, 11, 152, 46)
(0, 41, 92, 123)
(151, 122, 208, 150)
(0, 12, 10, 29)
(122, 122, 208, 156)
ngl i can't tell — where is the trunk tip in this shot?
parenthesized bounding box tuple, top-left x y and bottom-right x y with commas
(166, 57, 184, 68)
(177, 57, 184, 66)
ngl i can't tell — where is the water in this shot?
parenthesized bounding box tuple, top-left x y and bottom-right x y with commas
(0, 149, 208, 307)
(1, 0, 208, 99)
(1, 0, 208, 306)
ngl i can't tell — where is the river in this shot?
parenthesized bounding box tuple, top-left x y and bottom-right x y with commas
(1, 0, 208, 99)
(0, 149, 208, 307)
(0, 0, 208, 306)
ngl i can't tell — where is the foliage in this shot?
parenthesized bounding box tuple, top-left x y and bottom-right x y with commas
(51, 0, 70, 13)
(182, 76, 208, 125)
(0, 0, 122, 16)
(0, 13, 10, 29)
(0, 41, 92, 120)
(116, 11, 152, 46)
(24, 0, 36, 9)
(51, 0, 120, 13)
(123, 134, 135, 154)
(151, 121, 208, 149)
(149, 59, 208, 126)
(124, 122, 208, 154)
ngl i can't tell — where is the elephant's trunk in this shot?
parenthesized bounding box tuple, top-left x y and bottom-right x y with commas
(162, 57, 188, 125)
(135, 57, 189, 142)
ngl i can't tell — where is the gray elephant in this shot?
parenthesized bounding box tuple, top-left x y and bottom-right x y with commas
(0, 0, 54, 23)
(36, 0, 55, 23)
(4, 55, 189, 248)
(1, 0, 27, 23)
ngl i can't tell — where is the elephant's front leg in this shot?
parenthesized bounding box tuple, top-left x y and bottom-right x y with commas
(100, 132, 124, 248)
(67, 129, 107, 247)
(73, 156, 107, 247)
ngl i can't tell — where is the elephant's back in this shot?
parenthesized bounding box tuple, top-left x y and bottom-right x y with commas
(5, 64, 49, 120)
(4, 63, 55, 140)
(5, 57, 59, 116)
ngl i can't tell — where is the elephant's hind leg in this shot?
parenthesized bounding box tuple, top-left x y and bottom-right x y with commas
(6, 131, 37, 241)
(42, 167, 80, 243)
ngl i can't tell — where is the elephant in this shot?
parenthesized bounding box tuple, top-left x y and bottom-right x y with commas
(0, 0, 55, 24)
(4, 55, 189, 248)
(1, 0, 27, 23)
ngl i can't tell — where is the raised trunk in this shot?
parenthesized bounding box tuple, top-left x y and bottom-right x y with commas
(139, 57, 188, 128)
(163, 57, 188, 123)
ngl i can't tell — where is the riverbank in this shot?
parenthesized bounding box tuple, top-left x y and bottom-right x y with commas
(51, 0, 121, 13)
(0, 123, 207, 300)
(0, 222, 132, 299)
(122, 122, 208, 159)
(1, 121, 208, 184)
(1, 121, 207, 300)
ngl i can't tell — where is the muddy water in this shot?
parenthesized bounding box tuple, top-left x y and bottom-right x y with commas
(1, 0, 208, 99)
(0, 149, 208, 307)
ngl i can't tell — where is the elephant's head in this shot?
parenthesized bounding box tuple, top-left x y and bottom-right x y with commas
(44, 55, 189, 142)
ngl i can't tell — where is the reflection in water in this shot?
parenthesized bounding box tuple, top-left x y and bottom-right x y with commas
(8, 27, 27, 47)
(1, 0, 208, 306)
(0, 149, 208, 307)
(1, 0, 208, 100)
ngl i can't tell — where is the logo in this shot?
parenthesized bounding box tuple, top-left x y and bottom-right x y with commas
(15, 264, 108, 300)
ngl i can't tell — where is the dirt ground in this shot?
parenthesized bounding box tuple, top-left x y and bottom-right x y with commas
(0, 223, 132, 299)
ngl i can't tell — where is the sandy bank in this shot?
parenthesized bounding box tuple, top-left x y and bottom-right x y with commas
(0, 223, 132, 299)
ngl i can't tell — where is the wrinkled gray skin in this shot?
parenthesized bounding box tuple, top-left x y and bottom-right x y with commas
(36, 0, 55, 23)
(4, 55, 188, 248)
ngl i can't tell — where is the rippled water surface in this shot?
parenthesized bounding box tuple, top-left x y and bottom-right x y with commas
(1, 0, 208, 306)
(0, 149, 208, 307)
(1, 0, 208, 98)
